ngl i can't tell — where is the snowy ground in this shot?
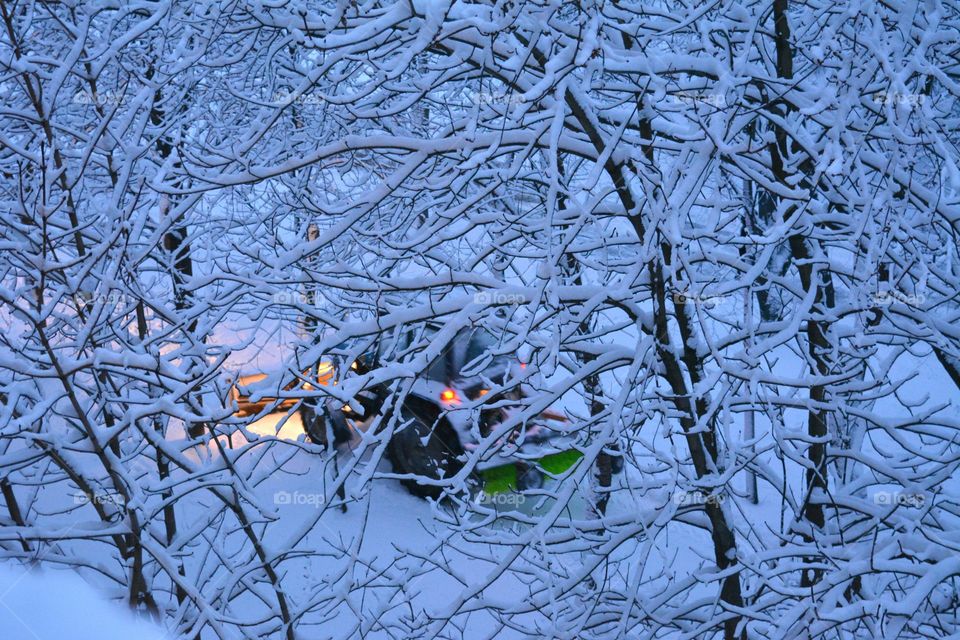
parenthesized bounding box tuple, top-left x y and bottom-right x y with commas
(2, 345, 956, 639)
(0, 563, 166, 640)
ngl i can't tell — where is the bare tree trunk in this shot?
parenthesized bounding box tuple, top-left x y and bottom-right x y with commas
(146, 72, 205, 442)
(743, 287, 758, 506)
(771, 0, 832, 587)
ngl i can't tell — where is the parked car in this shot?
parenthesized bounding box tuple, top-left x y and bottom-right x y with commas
(234, 325, 619, 499)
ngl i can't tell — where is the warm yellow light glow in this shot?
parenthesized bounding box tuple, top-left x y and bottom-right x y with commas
(316, 361, 335, 385)
(246, 412, 304, 440)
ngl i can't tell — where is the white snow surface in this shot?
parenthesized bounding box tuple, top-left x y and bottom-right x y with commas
(0, 564, 166, 640)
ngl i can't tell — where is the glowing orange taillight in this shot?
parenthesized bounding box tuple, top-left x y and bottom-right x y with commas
(440, 388, 460, 404)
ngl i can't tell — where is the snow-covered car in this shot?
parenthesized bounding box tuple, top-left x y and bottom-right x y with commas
(296, 326, 585, 498)
(230, 324, 621, 499)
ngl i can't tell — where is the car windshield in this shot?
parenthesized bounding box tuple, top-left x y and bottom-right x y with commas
(349, 324, 510, 383)
(459, 329, 510, 381)
(385, 324, 449, 381)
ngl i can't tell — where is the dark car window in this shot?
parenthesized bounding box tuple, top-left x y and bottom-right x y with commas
(424, 350, 450, 382)
(463, 329, 494, 367)
(358, 324, 508, 383)
(459, 328, 510, 381)
(397, 324, 450, 382)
